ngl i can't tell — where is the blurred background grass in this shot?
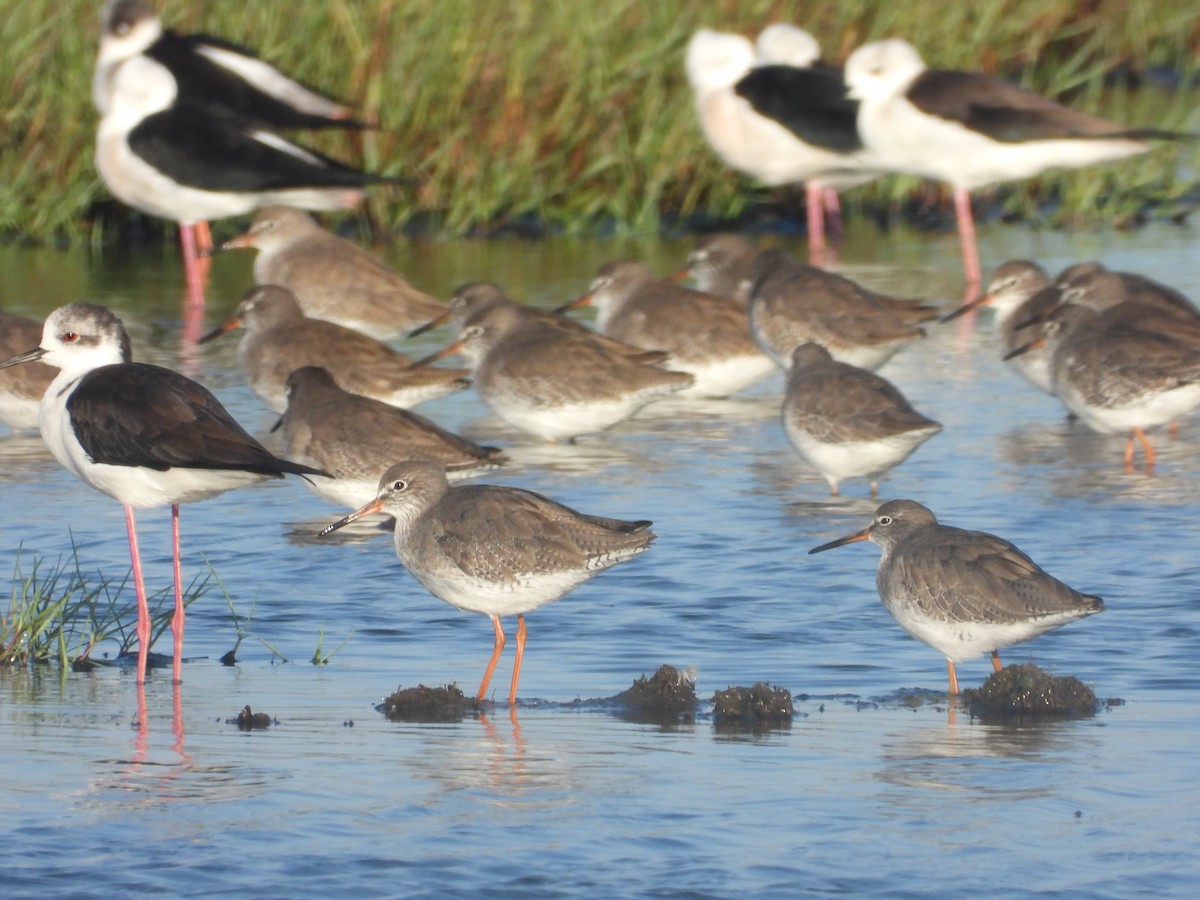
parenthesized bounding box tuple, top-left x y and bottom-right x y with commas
(1, 0, 1197, 244)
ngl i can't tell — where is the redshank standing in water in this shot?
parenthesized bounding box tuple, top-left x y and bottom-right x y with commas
(199, 285, 469, 413)
(217, 207, 446, 339)
(783, 344, 942, 497)
(320, 459, 655, 705)
(809, 499, 1104, 695)
(279, 366, 505, 511)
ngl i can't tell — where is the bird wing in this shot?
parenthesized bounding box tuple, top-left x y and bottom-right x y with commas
(151, 31, 362, 129)
(127, 109, 385, 192)
(430, 486, 653, 579)
(68, 363, 313, 475)
(909, 69, 1177, 143)
(734, 64, 862, 152)
(891, 526, 1100, 621)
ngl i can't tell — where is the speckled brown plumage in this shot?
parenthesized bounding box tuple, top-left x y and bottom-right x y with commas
(202, 285, 469, 413)
(280, 366, 504, 509)
(809, 499, 1103, 695)
(320, 459, 655, 704)
(748, 248, 930, 370)
(221, 206, 446, 338)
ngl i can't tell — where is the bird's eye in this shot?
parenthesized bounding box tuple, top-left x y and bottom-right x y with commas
(877, 515, 892, 526)
(62, 331, 79, 343)
(391, 479, 408, 492)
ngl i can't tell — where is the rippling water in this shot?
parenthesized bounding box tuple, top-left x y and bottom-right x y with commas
(2, 220, 1199, 896)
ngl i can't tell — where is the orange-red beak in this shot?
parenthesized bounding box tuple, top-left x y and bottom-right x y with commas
(197, 316, 243, 344)
(808, 528, 871, 554)
(319, 495, 386, 536)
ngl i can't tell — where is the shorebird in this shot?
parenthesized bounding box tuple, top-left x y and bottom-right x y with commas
(809, 499, 1104, 695)
(320, 459, 655, 705)
(94, 50, 392, 315)
(279, 366, 505, 510)
(673, 233, 760, 308)
(0, 310, 56, 432)
(199, 285, 469, 413)
(685, 28, 879, 262)
(217, 207, 446, 339)
(844, 38, 1190, 289)
(783, 343, 942, 496)
(94, 0, 362, 129)
(748, 248, 932, 370)
(417, 302, 693, 442)
(1011, 302, 1200, 470)
(942, 260, 1060, 394)
(563, 260, 776, 398)
(0, 303, 326, 684)
(1056, 262, 1200, 324)
(410, 282, 668, 365)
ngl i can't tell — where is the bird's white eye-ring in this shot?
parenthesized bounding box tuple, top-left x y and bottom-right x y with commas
(877, 515, 893, 526)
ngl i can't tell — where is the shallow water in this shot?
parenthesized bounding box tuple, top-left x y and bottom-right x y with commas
(2, 219, 1200, 896)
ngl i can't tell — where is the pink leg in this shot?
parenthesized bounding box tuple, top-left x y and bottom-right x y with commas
(124, 505, 150, 685)
(805, 182, 827, 265)
(953, 187, 982, 289)
(508, 614, 528, 706)
(193, 220, 213, 256)
(171, 503, 185, 685)
(822, 187, 844, 238)
(178, 223, 210, 314)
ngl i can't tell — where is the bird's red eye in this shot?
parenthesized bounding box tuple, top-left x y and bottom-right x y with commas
(62, 331, 79, 343)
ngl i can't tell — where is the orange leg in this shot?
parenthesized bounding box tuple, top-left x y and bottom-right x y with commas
(476, 615, 506, 701)
(953, 186, 982, 291)
(508, 614, 528, 706)
(947, 659, 960, 696)
(170, 503, 185, 685)
(991, 649, 1003, 673)
(1134, 426, 1156, 470)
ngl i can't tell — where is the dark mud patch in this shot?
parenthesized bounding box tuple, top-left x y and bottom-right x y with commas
(962, 663, 1100, 721)
(378, 684, 485, 722)
(711, 683, 794, 731)
(610, 664, 697, 724)
(228, 705, 276, 730)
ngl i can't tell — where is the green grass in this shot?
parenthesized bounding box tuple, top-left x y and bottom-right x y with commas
(1, 542, 206, 669)
(0, 0, 1196, 242)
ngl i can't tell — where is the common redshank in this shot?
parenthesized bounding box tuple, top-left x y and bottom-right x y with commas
(417, 302, 693, 442)
(320, 459, 655, 704)
(0, 310, 56, 432)
(783, 344, 942, 496)
(280, 366, 505, 510)
(199, 285, 469, 413)
(809, 499, 1104, 695)
(218, 207, 446, 339)
(564, 260, 775, 398)
(673, 234, 760, 308)
(748, 248, 932, 370)
(1014, 302, 1200, 470)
